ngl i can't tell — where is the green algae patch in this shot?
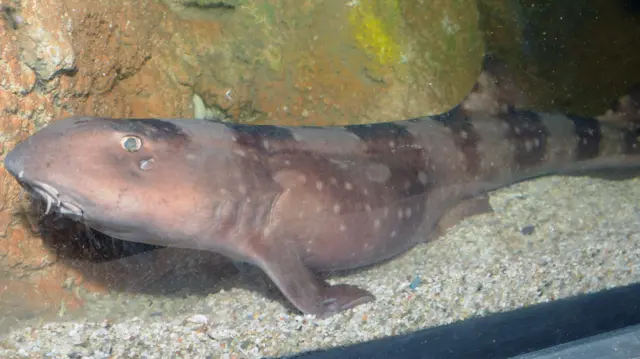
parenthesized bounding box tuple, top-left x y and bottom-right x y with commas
(348, 0, 406, 67)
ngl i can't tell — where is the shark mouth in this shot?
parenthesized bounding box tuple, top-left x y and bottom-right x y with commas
(23, 179, 84, 218)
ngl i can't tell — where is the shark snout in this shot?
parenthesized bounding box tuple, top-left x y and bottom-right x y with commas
(3, 141, 26, 181)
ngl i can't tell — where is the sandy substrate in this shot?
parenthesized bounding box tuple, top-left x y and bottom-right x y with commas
(0, 173, 638, 358)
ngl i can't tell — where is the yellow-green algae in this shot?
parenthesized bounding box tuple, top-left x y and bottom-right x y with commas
(348, 0, 407, 67)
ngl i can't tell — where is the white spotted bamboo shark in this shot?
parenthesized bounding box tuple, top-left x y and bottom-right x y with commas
(4, 55, 640, 318)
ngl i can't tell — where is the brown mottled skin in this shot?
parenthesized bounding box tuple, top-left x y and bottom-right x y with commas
(4, 56, 640, 318)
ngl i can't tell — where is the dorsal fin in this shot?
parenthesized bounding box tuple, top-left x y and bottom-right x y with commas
(597, 84, 640, 124)
(460, 54, 528, 116)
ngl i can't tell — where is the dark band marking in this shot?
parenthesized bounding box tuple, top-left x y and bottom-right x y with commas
(298, 125, 326, 129)
(428, 106, 462, 125)
(344, 122, 423, 164)
(448, 120, 481, 175)
(72, 117, 91, 125)
(431, 106, 482, 175)
(107, 119, 188, 141)
(343, 123, 412, 144)
(224, 123, 295, 140)
(405, 115, 429, 124)
(346, 122, 433, 200)
(402, 169, 431, 197)
(622, 124, 640, 154)
(500, 109, 549, 168)
(224, 123, 295, 152)
(567, 115, 602, 160)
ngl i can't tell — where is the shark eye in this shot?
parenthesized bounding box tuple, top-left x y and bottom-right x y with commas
(121, 135, 142, 152)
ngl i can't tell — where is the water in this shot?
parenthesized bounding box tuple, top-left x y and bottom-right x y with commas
(0, 0, 639, 358)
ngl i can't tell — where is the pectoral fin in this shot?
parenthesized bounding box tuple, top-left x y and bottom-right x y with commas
(254, 241, 374, 318)
(435, 195, 493, 236)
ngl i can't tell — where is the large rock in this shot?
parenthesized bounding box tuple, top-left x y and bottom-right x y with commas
(18, 0, 76, 80)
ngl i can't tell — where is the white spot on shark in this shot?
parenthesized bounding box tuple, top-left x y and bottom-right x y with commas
(373, 219, 381, 229)
(329, 158, 351, 170)
(418, 171, 428, 185)
(365, 163, 391, 183)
